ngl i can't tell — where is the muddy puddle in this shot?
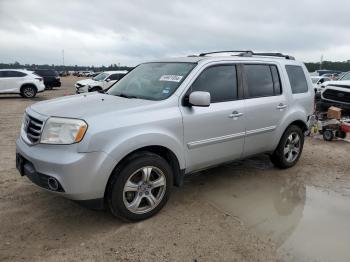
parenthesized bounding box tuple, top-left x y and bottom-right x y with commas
(186, 156, 350, 262)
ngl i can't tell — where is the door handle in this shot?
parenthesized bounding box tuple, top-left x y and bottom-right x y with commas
(229, 111, 244, 118)
(276, 103, 287, 110)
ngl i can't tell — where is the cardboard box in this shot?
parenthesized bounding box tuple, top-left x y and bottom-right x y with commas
(327, 106, 342, 120)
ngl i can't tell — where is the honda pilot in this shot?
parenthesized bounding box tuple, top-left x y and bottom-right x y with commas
(16, 51, 314, 221)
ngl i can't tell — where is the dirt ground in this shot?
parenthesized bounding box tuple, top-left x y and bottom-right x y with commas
(0, 76, 350, 262)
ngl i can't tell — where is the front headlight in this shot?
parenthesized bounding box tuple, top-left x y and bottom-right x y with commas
(40, 117, 88, 144)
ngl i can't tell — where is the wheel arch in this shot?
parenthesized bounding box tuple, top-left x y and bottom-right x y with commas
(20, 83, 37, 92)
(90, 86, 103, 91)
(272, 114, 309, 153)
(104, 145, 184, 199)
(288, 119, 308, 132)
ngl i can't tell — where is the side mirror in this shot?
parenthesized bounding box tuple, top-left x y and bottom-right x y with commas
(106, 78, 111, 82)
(188, 91, 211, 107)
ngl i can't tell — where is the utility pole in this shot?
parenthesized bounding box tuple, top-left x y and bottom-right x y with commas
(62, 49, 65, 67)
(320, 55, 323, 70)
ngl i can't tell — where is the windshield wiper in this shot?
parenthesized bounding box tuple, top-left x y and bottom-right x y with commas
(116, 93, 138, 99)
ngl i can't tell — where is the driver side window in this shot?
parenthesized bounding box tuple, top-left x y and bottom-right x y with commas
(190, 65, 238, 103)
(109, 74, 120, 81)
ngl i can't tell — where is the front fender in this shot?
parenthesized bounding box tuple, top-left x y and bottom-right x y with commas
(108, 132, 185, 169)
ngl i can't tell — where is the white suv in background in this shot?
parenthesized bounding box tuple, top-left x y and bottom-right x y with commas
(0, 69, 45, 98)
(75, 70, 128, 93)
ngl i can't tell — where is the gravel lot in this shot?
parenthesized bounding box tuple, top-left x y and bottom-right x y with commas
(1, 76, 350, 262)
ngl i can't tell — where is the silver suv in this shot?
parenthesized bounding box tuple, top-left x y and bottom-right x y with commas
(16, 51, 314, 221)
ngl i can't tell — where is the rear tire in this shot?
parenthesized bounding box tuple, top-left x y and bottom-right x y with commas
(20, 85, 37, 98)
(270, 125, 304, 169)
(106, 152, 173, 221)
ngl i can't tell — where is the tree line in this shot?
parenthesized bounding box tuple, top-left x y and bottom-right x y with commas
(303, 61, 350, 72)
(0, 62, 134, 72)
(2, 61, 350, 73)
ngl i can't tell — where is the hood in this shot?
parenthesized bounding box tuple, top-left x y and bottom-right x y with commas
(30, 93, 155, 119)
(76, 79, 98, 86)
(324, 80, 350, 87)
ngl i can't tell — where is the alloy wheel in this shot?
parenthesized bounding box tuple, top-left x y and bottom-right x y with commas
(284, 132, 301, 163)
(123, 166, 166, 214)
(23, 87, 35, 98)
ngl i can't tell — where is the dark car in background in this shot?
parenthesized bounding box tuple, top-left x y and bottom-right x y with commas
(34, 69, 61, 89)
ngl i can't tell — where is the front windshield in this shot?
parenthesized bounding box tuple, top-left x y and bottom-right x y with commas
(93, 72, 108, 81)
(340, 72, 350, 81)
(108, 62, 196, 100)
(311, 77, 319, 84)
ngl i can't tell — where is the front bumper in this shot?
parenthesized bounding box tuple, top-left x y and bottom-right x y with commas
(320, 99, 350, 113)
(16, 137, 116, 201)
(75, 85, 88, 94)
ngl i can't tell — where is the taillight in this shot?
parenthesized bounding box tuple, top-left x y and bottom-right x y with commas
(35, 78, 42, 82)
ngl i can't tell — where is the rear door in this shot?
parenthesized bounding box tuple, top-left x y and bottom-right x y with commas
(0, 71, 26, 92)
(181, 63, 246, 172)
(242, 63, 288, 157)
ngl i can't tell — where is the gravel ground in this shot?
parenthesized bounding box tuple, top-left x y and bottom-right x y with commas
(0, 76, 349, 262)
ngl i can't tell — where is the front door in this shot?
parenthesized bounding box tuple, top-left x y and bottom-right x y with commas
(181, 64, 246, 172)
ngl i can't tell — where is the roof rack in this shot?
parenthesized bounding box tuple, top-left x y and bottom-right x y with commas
(198, 50, 253, 57)
(253, 52, 295, 60)
(196, 50, 295, 60)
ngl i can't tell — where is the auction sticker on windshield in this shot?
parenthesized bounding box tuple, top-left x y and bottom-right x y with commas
(159, 75, 183, 82)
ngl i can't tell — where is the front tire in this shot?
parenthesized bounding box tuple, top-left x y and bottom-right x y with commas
(89, 87, 101, 92)
(270, 125, 304, 169)
(20, 85, 37, 98)
(106, 152, 173, 221)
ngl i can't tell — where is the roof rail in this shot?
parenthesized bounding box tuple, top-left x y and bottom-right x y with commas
(196, 50, 295, 60)
(198, 50, 253, 57)
(253, 52, 295, 60)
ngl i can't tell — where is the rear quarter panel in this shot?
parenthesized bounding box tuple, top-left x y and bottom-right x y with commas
(271, 62, 314, 148)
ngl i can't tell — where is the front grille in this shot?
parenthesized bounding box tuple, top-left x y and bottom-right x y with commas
(23, 114, 44, 144)
(323, 89, 350, 104)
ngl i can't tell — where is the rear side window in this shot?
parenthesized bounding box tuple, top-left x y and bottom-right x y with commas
(118, 73, 126, 80)
(244, 65, 274, 98)
(109, 74, 121, 81)
(35, 70, 56, 76)
(191, 65, 237, 103)
(2, 71, 26, 77)
(285, 65, 308, 94)
(35, 70, 46, 76)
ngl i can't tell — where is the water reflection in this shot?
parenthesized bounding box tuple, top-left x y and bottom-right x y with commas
(184, 155, 350, 262)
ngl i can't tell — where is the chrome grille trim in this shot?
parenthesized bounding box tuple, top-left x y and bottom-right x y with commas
(22, 112, 45, 145)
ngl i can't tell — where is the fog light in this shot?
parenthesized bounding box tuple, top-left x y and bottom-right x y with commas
(48, 177, 59, 191)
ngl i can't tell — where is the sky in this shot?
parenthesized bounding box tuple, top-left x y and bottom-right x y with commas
(1, 0, 350, 66)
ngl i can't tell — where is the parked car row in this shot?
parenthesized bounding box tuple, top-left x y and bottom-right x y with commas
(73, 71, 96, 77)
(75, 70, 128, 93)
